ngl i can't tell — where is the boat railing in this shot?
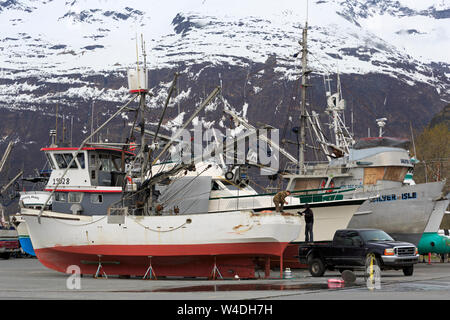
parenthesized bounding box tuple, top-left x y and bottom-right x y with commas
(107, 188, 149, 221)
(282, 161, 349, 175)
(208, 186, 357, 212)
(106, 185, 359, 219)
(283, 161, 327, 174)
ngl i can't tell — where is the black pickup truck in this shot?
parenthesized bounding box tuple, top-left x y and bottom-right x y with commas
(298, 229, 419, 277)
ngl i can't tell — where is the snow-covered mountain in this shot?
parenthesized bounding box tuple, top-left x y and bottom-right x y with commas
(0, 0, 449, 178)
(2, 0, 449, 72)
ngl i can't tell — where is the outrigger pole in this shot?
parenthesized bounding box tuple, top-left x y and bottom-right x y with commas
(0, 141, 14, 174)
(153, 73, 180, 144)
(151, 86, 221, 166)
(145, 72, 180, 174)
(223, 108, 298, 164)
(0, 170, 23, 194)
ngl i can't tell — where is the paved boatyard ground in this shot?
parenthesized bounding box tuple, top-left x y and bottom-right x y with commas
(1, 257, 450, 301)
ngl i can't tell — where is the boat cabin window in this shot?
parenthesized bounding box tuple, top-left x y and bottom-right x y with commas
(54, 192, 67, 202)
(91, 194, 103, 204)
(63, 153, 78, 169)
(68, 192, 82, 203)
(76, 153, 85, 169)
(90, 154, 97, 167)
(99, 154, 113, 172)
(53, 153, 78, 169)
(54, 154, 67, 169)
(88, 152, 122, 173)
(46, 153, 56, 170)
(112, 155, 121, 171)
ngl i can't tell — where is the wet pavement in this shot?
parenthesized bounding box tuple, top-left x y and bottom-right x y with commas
(1, 257, 450, 300)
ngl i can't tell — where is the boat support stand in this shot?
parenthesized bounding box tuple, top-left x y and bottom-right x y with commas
(143, 256, 157, 280)
(210, 256, 223, 280)
(94, 255, 108, 279)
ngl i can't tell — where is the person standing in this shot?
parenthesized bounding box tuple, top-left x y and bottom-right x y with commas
(273, 190, 291, 212)
(299, 203, 314, 242)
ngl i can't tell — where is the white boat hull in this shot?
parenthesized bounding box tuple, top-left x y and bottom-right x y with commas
(209, 194, 366, 242)
(348, 181, 447, 245)
(22, 208, 301, 278)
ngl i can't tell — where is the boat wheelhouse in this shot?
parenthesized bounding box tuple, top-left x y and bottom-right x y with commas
(42, 146, 135, 216)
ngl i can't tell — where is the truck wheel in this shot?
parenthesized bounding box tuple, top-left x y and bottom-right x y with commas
(309, 258, 325, 277)
(402, 266, 414, 276)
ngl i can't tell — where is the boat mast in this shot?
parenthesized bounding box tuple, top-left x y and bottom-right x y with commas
(298, 20, 309, 174)
(55, 101, 58, 146)
(130, 33, 150, 182)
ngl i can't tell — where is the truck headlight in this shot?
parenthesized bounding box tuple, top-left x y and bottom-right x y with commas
(384, 248, 395, 256)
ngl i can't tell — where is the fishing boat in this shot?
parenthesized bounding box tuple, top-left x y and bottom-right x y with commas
(281, 20, 448, 246)
(0, 142, 21, 258)
(10, 167, 52, 257)
(0, 206, 19, 259)
(21, 136, 367, 276)
(22, 148, 301, 278)
(21, 44, 306, 278)
(13, 191, 53, 256)
(13, 214, 34, 256)
(22, 134, 369, 275)
(282, 134, 449, 246)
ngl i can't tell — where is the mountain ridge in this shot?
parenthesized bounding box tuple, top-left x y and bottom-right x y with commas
(0, 0, 448, 182)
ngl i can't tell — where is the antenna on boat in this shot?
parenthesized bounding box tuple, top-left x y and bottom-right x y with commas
(55, 101, 59, 146)
(141, 33, 147, 73)
(90, 100, 94, 142)
(127, 33, 150, 181)
(351, 107, 354, 137)
(89, 89, 105, 143)
(62, 115, 65, 144)
(409, 121, 417, 159)
(376, 117, 387, 137)
(305, 0, 309, 24)
(135, 33, 141, 90)
(71, 116, 74, 146)
(49, 129, 57, 147)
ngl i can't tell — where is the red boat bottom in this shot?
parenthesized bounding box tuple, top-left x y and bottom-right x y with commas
(35, 242, 289, 279)
(270, 243, 308, 269)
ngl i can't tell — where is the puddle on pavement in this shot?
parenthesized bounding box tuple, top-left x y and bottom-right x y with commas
(150, 282, 360, 293)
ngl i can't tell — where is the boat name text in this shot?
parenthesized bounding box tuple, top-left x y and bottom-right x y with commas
(370, 192, 417, 203)
(52, 177, 70, 185)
